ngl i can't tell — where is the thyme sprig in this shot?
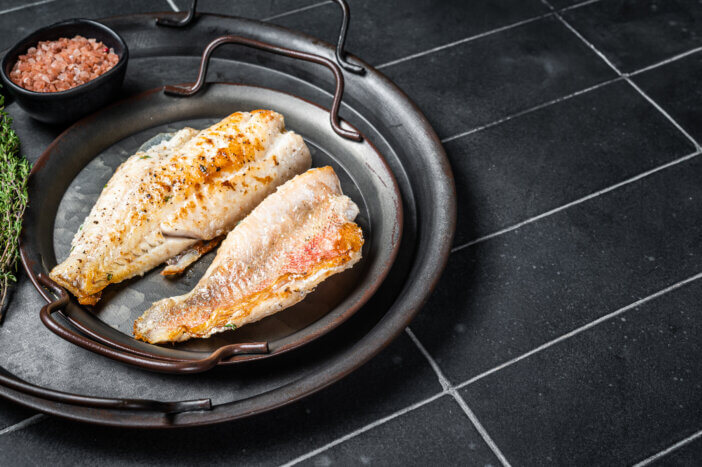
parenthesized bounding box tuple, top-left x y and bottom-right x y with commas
(0, 92, 31, 321)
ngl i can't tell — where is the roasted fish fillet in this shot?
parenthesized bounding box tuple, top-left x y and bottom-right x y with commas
(50, 110, 311, 305)
(134, 166, 364, 344)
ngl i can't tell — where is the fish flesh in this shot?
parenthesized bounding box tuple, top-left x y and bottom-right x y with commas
(133, 166, 364, 344)
(52, 110, 311, 304)
(50, 110, 311, 305)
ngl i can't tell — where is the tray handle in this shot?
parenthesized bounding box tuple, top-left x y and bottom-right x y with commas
(163, 35, 363, 142)
(154, 0, 365, 75)
(36, 274, 269, 374)
(156, 0, 198, 28)
(331, 0, 364, 74)
(0, 368, 212, 414)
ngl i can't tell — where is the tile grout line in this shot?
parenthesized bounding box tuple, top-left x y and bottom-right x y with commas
(625, 79, 701, 151)
(261, 1, 333, 23)
(455, 270, 702, 390)
(405, 328, 451, 391)
(376, 0, 605, 70)
(280, 268, 702, 466)
(559, 0, 602, 11)
(632, 428, 702, 466)
(376, 12, 553, 70)
(0, 0, 57, 16)
(166, 0, 179, 12)
(451, 149, 701, 253)
(628, 45, 702, 77)
(406, 328, 512, 467)
(440, 77, 620, 144)
(450, 390, 512, 467)
(440, 41, 702, 145)
(0, 414, 45, 436)
(278, 391, 447, 467)
(546, 1, 701, 151)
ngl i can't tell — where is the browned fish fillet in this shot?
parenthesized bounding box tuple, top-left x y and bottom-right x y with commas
(133, 166, 364, 343)
(50, 110, 311, 305)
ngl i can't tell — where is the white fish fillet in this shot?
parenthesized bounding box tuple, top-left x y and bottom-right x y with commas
(133, 166, 364, 344)
(50, 110, 311, 305)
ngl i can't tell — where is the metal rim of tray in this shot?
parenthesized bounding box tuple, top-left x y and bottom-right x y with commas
(0, 11, 456, 427)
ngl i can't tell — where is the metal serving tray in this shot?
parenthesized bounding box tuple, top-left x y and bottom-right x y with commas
(0, 10, 455, 427)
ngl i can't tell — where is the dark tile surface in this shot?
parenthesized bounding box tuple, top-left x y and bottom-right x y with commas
(380, 16, 616, 138)
(0, 333, 442, 465)
(448, 79, 696, 244)
(0, 0, 170, 49)
(272, 0, 550, 66)
(633, 50, 702, 146)
(299, 396, 500, 467)
(461, 277, 702, 466)
(412, 154, 702, 384)
(562, 0, 702, 73)
(172, 0, 323, 21)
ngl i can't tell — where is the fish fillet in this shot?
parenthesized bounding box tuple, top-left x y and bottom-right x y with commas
(50, 110, 311, 305)
(133, 166, 364, 344)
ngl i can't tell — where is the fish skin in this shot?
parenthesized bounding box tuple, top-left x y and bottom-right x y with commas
(50, 110, 312, 305)
(133, 166, 364, 344)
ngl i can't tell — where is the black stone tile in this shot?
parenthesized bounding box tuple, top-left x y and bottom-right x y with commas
(411, 154, 702, 385)
(171, 0, 322, 20)
(562, 0, 702, 73)
(633, 50, 702, 146)
(272, 0, 550, 66)
(380, 16, 616, 138)
(299, 396, 499, 467)
(448, 79, 696, 245)
(653, 435, 702, 466)
(0, 0, 170, 50)
(460, 277, 702, 465)
(0, 333, 442, 466)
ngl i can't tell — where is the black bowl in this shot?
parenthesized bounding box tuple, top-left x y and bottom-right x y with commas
(0, 19, 128, 124)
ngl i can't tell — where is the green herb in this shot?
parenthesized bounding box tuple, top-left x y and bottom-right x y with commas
(164, 196, 172, 202)
(224, 324, 237, 330)
(0, 92, 31, 319)
(106, 273, 113, 281)
(139, 155, 151, 159)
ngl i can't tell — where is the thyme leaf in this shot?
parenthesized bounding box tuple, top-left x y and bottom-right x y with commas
(0, 91, 31, 319)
